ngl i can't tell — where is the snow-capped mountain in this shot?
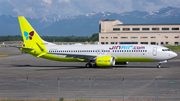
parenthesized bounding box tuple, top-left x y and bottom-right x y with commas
(44, 14, 76, 22)
(148, 6, 176, 17)
(1, 6, 180, 36)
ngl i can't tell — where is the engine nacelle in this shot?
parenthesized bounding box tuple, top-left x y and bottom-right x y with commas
(96, 56, 115, 67)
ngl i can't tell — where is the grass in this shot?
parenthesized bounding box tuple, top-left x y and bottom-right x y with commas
(0, 99, 58, 101)
(0, 54, 9, 57)
(165, 45, 180, 51)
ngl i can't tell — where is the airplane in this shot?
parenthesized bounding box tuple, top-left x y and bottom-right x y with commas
(18, 16, 177, 68)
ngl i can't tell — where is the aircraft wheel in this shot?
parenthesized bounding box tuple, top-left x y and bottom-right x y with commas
(92, 64, 97, 68)
(85, 63, 92, 68)
(157, 64, 161, 68)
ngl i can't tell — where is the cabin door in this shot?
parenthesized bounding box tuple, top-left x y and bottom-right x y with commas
(152, 47, 157, 56)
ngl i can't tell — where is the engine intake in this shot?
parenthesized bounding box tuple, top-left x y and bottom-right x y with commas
(96, 56, 115, 67)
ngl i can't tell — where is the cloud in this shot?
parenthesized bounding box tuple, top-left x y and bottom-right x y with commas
(13, 8, 23, 15)
(42, 0, 52, 4)
(1, 0, 180, 17)
(58, 0, 70, 3)
(25, 7, 36, 17)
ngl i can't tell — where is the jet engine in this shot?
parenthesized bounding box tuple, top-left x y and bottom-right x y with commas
(96, 56, 115, 67)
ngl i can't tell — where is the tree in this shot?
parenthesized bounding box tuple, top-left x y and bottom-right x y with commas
(91, 33, 99, 41)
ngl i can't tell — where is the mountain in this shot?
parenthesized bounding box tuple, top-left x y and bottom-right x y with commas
(1, 6, 180, 36)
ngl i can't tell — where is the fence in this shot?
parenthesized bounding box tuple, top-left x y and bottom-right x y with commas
(0, 78, 179, 101)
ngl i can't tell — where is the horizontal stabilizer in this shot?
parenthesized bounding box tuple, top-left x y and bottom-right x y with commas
(17, 47, 34, 50)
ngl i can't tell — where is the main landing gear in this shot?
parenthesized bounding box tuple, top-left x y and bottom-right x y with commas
(85, 63, 92, 68)
(85, 63, 97, 68)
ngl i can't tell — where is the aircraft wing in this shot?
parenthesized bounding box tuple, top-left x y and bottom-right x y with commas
(49, 53, 97, 60)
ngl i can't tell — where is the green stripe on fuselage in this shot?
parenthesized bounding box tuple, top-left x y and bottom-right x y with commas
(115, 57, 157, 63)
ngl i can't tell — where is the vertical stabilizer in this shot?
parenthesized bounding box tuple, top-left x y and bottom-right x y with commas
(18, 16, 50, 57)
(18, 16, 44, 48)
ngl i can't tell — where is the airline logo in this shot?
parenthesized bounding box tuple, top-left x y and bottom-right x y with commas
(109, 46, 145, 50)
(24, 31, 34, 40)
(98, 60, 110, 63)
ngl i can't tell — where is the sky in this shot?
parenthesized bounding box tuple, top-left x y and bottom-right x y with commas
(0, 0, 180, 17)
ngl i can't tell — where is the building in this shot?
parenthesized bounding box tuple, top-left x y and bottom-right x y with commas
(99, 19, 180, 45)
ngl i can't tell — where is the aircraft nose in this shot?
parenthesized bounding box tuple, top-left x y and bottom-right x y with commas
(171, 51, 177, 58)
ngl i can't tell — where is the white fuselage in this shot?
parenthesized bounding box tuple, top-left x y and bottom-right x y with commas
(46, 44, 177, 62)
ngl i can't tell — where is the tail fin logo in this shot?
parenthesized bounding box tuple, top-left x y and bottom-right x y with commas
(24, 31, 34, 40)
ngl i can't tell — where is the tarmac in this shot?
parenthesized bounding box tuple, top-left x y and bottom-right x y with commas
(0, 47, 180, 100)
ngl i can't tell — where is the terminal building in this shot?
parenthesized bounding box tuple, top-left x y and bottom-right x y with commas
(99, 19, 180, 45)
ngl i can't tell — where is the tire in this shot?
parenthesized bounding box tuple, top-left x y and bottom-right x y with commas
(85, 63, 92, 68)
(157, 65, 161, 68)
(92, 64, 97, 68)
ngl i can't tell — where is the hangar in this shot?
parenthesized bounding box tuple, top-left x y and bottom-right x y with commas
(99, 19, 180, 45)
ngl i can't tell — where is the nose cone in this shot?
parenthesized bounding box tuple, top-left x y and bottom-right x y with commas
(171, 51, 178, 58)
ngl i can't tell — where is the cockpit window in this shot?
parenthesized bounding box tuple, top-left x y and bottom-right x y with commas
(162, 49, 170, 51)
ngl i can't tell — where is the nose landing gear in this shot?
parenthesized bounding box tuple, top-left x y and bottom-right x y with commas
(157, 60, 168, 68)
(157, 63, 161, 68)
